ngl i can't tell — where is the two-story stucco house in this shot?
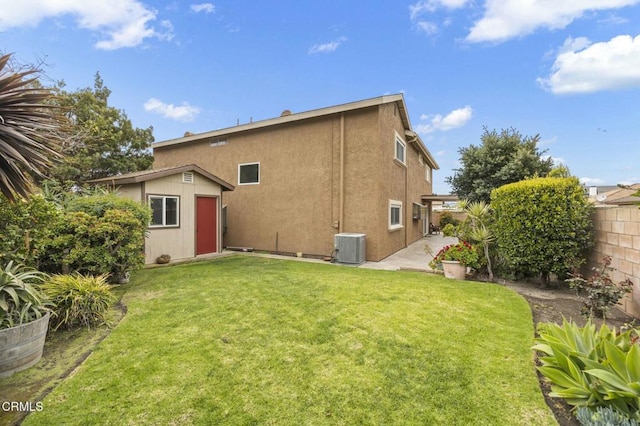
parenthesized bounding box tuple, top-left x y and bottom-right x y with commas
(152, 94, 439, 262)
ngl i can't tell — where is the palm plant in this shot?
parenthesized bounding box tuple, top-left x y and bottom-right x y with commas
(0, 53, 65, 202)
(461, 200, 495, 281)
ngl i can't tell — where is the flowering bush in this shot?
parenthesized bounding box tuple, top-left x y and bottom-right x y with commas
(429, 241, 480, 269)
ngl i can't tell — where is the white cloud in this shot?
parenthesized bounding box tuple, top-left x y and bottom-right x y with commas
(308, 37, 347, 54)
(144, 98, 200, 122)
(415, 106, 473, 134)
(409, 0, 468, 35)
(416, 21, 439, 35)
(0, 0, 173, 50)
(466, 0, 640, 43)
(580, 177, 605, 186)
(409, 0, 470, 19)
(190, 3, 215, 14)
(538, 34, 640, 94)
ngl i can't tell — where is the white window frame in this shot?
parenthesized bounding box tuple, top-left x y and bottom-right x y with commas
(238, 162, 260, 185)
(148, 195, 180, 228)
(389, 199, 403, 231)
(394, 132, 406, 164)
(425, 165, 431, 183)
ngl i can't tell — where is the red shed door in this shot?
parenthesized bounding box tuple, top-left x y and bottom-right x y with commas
(196, 197, 218, 255)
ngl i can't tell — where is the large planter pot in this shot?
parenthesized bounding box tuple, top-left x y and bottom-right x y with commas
(0, 312, 50, 378)
(442, 260, 467, 280)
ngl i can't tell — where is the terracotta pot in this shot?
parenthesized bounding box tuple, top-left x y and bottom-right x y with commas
(442, 260, 466, 280)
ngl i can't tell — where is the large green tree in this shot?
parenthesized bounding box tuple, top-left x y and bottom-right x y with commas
(0, 53, 65, 201)
(446, 127, 553, 203)
(49, 73, 153, 186)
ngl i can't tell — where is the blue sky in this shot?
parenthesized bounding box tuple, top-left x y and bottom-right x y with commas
(2, 0, 640, 194)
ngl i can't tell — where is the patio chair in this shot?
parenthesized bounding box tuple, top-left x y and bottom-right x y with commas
(429, 223, 441, 234)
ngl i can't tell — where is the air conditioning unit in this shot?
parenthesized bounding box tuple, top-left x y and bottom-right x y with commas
(334, 233, 366, 265)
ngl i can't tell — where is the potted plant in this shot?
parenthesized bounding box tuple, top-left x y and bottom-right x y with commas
(429, 241, 479, 279)
(0, 262, 51, 378)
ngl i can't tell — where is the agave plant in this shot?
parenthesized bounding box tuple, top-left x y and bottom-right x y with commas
(0, 261, 50, 328)
(0, 53, 65, 202)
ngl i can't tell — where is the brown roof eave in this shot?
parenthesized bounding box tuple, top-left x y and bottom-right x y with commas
(88, 164, 235, 191)
(153, 94, 407, 149)
(405, 130, 439, 170)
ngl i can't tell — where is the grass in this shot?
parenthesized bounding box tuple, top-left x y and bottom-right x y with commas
(0, 307, 124, 426)
(21, 255, 556, 425)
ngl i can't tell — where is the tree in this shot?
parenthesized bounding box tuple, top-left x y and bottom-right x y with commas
(48, 73, 153, 186)
(0, 53, 65, 201)
(446, 127, 553, 203)
(491, 177, 593, 288)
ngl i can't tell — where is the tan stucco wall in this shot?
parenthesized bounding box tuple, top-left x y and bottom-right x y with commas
(153, 103, 432, 261)
(587, 206, 640, 318)
(117, 172, 222, 264)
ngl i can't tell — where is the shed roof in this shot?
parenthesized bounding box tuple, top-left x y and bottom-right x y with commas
(88, 164, 235, 191)
(152, 94, 439, 170)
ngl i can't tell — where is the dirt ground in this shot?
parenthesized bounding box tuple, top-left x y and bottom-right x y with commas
(498, 278, 637, 426)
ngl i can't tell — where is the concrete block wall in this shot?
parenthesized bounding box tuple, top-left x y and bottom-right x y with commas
(587, 206, 640, 318)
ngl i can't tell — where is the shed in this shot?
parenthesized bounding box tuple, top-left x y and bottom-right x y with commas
(90, 164, 234, 264)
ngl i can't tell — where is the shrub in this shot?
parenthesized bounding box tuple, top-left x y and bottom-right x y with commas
(567, 256, 633, 320)
(438, 212, 459, 228)
(576, 406, 639, 426)
(442, 223, 457, 237)
(39, 193, 150, 281)
(67, 192, 150, 226)
(43, 273, 116, 330)
(533, 319, 640, 421)
(0, 262, 50, 329)
(0, 194, 61, 268)
(491, 177, 593, 287)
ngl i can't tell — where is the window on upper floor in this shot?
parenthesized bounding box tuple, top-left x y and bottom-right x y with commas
(238, 162, 260, 185)
(149, 195, 179, 228)
(425, 165, 431, 182)
(394, 133, 406, 164)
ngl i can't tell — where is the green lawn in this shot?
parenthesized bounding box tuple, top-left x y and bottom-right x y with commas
(24, 256, 556, 425)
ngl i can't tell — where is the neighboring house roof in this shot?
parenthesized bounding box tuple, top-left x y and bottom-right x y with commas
(153, 94, 439, 170)
(594, 183, 640, 206)
(88, 164, 235, 191)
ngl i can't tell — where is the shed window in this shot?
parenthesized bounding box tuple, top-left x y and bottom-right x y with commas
(239, 162, 260, 185)
(149, 196, 179, 227)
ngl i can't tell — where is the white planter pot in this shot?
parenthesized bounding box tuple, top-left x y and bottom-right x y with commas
(442, 260, 467, 280)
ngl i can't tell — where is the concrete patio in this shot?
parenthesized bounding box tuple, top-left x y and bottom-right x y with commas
(360, 234, 457, 272)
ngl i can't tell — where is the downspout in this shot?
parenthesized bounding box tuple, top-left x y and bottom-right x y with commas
(339, 113, 345, 234)
(405, 154, 408, 247)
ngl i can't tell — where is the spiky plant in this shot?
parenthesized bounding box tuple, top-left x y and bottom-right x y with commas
(0, 261, 50, 328)
(0, 53, 65, 202)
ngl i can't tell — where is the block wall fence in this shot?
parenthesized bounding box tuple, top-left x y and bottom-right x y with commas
(587, 206, 640, 318)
